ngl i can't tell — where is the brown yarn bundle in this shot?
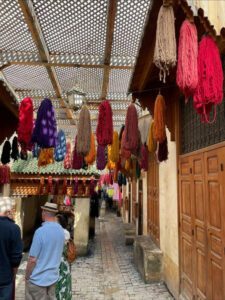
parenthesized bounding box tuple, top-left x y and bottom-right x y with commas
(123, 104, 138, 151)
(76, 105, 91, 156)
(158, 137, 168, 162)
(147, 121, 157, 152)
(85, 133, 96, 165)
(153, 94, 166, 143)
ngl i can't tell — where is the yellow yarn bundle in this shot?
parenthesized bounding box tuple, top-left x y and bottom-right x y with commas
(147, 121, 157, 153)
(109, 131, 119, 163)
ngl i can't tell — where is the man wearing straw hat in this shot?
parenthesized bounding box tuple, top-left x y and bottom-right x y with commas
(0, 196, 23, 300)
(25, 202, 65, 300)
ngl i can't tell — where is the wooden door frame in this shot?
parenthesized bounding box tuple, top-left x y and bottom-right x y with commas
(178, 140, 225, 299)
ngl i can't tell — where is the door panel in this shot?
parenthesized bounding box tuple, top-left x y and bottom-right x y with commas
(147, 153, 159, 246)
(205, 149, 225, 300)
(179, 146, 225, 300)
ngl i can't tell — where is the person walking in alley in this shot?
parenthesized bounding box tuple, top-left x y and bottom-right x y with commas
(0, 197, 23, 300)
(55, 214, 72, 300)
(25, 202, 65, 300)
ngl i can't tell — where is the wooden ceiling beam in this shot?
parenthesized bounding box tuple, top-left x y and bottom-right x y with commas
(0, 60, 133, 71)
(18, 0, 77, 124)
(100, 0, 118, 100)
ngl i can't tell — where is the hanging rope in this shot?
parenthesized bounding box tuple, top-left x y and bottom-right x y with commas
(96, 100, 113, 146)
(193, 35, 224, 123)
(153, 94, 166, 143)
(123, 103, 138, 151)
(176, 20, 198, 100)
(154, 5, 176, 83)
(77, 105, 91, 156)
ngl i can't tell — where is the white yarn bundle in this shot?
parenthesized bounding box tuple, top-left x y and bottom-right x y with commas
(153, 5, 177, 83)
(138, 115, 151, 145)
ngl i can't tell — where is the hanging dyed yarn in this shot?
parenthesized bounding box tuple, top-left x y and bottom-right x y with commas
(96, 144, 107, 171)
(96, 100, 113, 146)
(158, 137, 168, 162)
(121, 131, 131, 159)
(1, 140, 11, 165)
(54, 130, 66, 162)
(85, 133, 96, 165)
(123, 104, 138, 152)
(108, 131, 119, 163)
(76, 105, 91, 155)
(147, 121, 157, 153)
(138, 115, 151, 145)
(0, 165, 10, 184)
(32, 143, 40, 158)
(11, 136, 19, 161)
(17, 97, 33, 156)
(193, 36, 224, 123)
(32, 98, 57, 148)
(153, 94, 166, 143)
(38, 148, 54, 167)
(176, 20, 198, 100)
(72, 137, 83, 170)
(153, 4, 176, 82)
(140, 145, 148, 171)
(64, 142, 72, 169)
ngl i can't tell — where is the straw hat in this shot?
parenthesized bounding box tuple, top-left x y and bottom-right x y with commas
(41, 202, 58, 213)
(0, 197, 12, 214)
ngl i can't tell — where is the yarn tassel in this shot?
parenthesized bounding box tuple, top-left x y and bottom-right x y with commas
(176, 20, 198, 100)
(154, 5, 176, 83)
(158, 137, 168, 162)
(97, 145, 107, 170)
(72, 137, 83, 170)
(77, 105, 91, 155)
(153, 94, 166, 143)
(11, 136, 19, 161)
(96, 100, 113, 146)
(123, 104, 138, 151)
(109, 131, 119, 163)
(38, 148, 54, 167)
(147, 121, 157, 152)
(1, 140, 11, 165)
(85, 133, 96, 165)
(140, 145, 148, 171)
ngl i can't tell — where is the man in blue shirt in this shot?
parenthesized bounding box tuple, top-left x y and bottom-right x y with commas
(25, 202, 65, 300)
(0, 197, 23, 300)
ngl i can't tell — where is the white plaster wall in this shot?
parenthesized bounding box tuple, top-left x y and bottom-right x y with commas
(159, 129, 179, 297)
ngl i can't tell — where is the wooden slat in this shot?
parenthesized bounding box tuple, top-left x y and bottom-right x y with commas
(0, 61, 133, 71)
(100, 0, 118, 100)
(18, 0, 77, 124)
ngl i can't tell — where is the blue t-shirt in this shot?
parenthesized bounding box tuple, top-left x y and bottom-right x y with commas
(29, 222, 65, 286)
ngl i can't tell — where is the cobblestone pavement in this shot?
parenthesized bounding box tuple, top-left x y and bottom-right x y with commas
(16, 213, 173, 300)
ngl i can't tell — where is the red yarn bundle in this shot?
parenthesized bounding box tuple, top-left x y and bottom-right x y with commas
(96, 100, 113, 146)
(72, 136, 83, 170)
(121, 131, 131, 159)
(17, 97, 33, 151)
(140, 145, 148, 171)
(193, 36, 224, 123)
(0, 165, 10, 184)
(123, 104, 138, 151)
(176, 20, 198, 100)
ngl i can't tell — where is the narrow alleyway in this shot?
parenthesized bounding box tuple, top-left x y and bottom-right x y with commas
(16, 213, 173, 300)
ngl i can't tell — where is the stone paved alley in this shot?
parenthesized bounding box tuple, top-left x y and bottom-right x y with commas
(16, 214, 173, 300)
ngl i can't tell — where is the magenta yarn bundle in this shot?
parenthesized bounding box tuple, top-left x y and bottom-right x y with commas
(96, 100, 113, 146)
(72, 136, 83, 170)
(140, 145, 148, 171)
(193, 36, 224, 123)
(176, 20, 198, 100)
(97, 144, 107, 170)
(123, 104, 138, 151)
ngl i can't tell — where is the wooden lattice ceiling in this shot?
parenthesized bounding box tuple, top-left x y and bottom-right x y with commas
(0, 0, 152, 136)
